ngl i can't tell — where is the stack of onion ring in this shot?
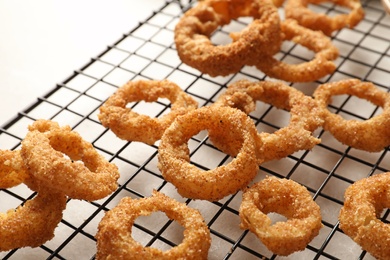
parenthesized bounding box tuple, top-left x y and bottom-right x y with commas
(212, 79, 323, 162)
(96, 190, 211, 259)
(174, 0, 282, 76)
(285, 0, 365, 36)
(239, 176, 322, 256)
(0, 118, 122, 250)
(158, 105, 260, 201)
(313, 78, 390, 152)
(98, 79, 198, 145)
(0, 128, 67, 251)
(255, 19, 339, 82)
(21, 119, 120, 201)
(339, 172, 390, 259)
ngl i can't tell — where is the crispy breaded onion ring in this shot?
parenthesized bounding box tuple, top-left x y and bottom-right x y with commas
(313, 79, 390, 152)
(211, 79, 323, 162)
(255, 19, 339, 82)
(285, 0, 365, 36)
(0, 150, 28, 189)
(95, 190, 211, 260)
(158, 106, 260, 201)
(98, 80, 198, 145)
(239, 176, 322, 256)
(0, 190, 67, 251)
(339, 172, 390, 260)
(21, 120, 119, 201)
(174, 0, 282, 76)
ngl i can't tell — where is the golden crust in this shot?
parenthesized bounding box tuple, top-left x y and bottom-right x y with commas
(158, 106, 260, 201)
(212, 79, 323, 162)
(96, 190, 211, 259)
(285, 0, 365, 36)
(255, 19, 339, 82)
(313, 79, 390, 152)
(174, 0, 282, 76)
(339, 172, 390, 260)
(21, 119, 120, 201)
(98, 80, 198, 145)
(0, 150, 29, 189)
(239, 176, 322, 256)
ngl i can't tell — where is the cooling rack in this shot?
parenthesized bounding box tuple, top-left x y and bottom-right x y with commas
(1, 0, 389, 259)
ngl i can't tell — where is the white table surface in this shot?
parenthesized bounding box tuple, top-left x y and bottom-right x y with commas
(0, 0, 166, 126)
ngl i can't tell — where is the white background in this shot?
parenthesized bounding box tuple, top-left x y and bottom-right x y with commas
(0, 0, 165, 125)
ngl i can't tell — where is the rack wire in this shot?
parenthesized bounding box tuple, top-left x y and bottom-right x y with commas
(0, 0, 389, 259)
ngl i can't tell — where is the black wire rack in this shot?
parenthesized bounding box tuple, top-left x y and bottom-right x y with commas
(1, 0, 390, 259)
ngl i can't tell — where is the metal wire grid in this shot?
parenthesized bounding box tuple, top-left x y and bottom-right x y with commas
(0, 0, 390, 259)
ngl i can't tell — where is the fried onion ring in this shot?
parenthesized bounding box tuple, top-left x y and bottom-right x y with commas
(174, 0, 282, 76)
(95, 190, 211, 259)
(339, 172, 390, 260)
(211, 79, 323, 162)
(21, 120, 120, 201)
(0, 150, 29, 189)
(98, 80, 198, 145)
(255, 19, 339, 82)
(285, 0, 365, 36)
(158, 106, 260, 201)
(0, 190, 67, 251)
(239, 176, 322, 256)
(313, 79, 390, 152)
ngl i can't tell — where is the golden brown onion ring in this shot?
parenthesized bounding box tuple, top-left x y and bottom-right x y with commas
(95, 190, 211, 260)
(255, 19, 339, 82)
(313, 79, 390, 152)
(174, 0, 282, 76)
(212, 79, 323, 162)
(285, 0, 365, 36)
(158, 106, 260, 201)
(21, 120, 120, 201)
(239, 176, 322, 256)
(98, 80, 198, 145)
(0, 190, 67, 251)
(339, 172, 390, 260)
